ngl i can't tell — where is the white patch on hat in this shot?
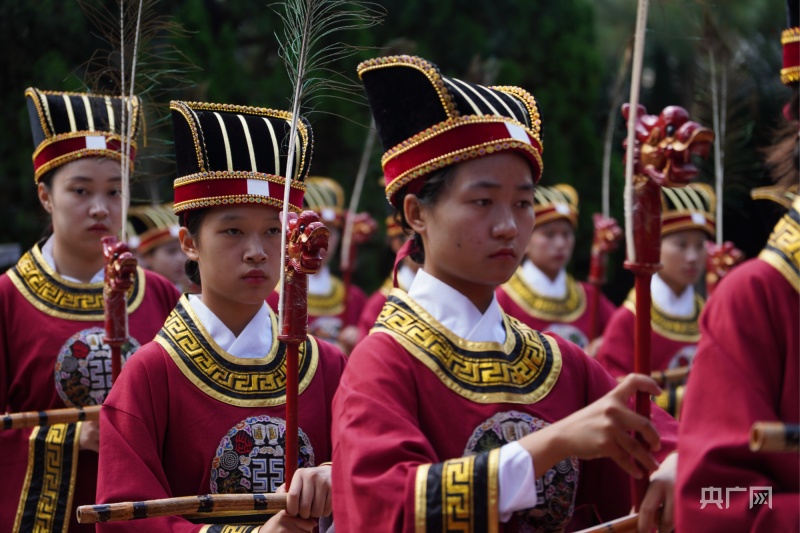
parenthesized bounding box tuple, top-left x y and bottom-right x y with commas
(247, 179, 270, 197)
(128, 236, 141, 249)
(321, 208, 336, 222)
(169, 225, 180, 238)
(555, 203, 570, 215)
(691, 212, 706, 226)
(505, 123, 531, 145)
(85, 136, 107, 150)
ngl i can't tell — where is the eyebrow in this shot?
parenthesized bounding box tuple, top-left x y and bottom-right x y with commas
(467, 180, 534, 191)
(218, 212, 281, 222)
(65, 176, 122, 183)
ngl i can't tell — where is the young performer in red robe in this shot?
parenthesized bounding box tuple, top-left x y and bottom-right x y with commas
(332, 55, 679, 533)
(497, 184, 616, 350)
(0, 88, 179, 533)
(677, 17, 800, 527)
(596, 183, 715, 379)
(267, 176, 366, 352)
(676, 197, 799, 532)
(96, 101, 347, 533)
(127, 203, 198, 294)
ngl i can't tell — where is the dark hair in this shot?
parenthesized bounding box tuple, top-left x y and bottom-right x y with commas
(37, 170, 57, 238)
(393, 166, 455, 264)
(181, 208, 209, 286)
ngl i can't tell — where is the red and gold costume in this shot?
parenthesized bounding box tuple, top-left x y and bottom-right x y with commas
(596, 183, 715, 379)
(97, 100, 345, 532)
(497, 185, 616, 349)
(676, 197, 800, 531)
(333, 289, 677, 531)
(0, 88, 179, 533)
(97, 296, 346, 532)
(0, 244, 179, 533)
(332, 55, 677, 532)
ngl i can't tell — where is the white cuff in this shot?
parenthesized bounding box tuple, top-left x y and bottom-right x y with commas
(498, 441, 538, 522)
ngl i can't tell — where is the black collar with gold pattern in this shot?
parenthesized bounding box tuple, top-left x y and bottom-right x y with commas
(6, 242, 145, 321)
(759, 197, 800, 291)
(156, 296, 319, 407)
(372, 289, 562, 404)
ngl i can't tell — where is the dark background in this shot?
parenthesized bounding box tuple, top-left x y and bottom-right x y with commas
(0, 0, 792, 302)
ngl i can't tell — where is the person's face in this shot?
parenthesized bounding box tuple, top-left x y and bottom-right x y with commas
(38, 158, 123, 257)
(179, 204, 283, 308)
(406, 152, 535, 308)
(525, 218, 575, 279)
(144, 240, 190, 292)
(659, 229, 708, 293)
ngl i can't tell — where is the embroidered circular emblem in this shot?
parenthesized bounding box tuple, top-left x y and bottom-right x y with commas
(308, 316, 343, 344)
(54, 327, 140, 406)
(546, 323, 589, 349)
(464, 411, 579, 532)
(669, 345, 697, 369)
(211, 416, 315, 494)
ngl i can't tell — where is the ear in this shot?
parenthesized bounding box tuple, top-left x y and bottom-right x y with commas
(403, 194, 427, 236)
(178, 227, 200, 262)
(37, 182, 53, 214)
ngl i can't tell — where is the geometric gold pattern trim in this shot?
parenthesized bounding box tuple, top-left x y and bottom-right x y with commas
(307, 276, 345, 317)
(156, 296, 318, 407)
(501, 268, 586, 323)
(373, 290, 562, 404)
(623, 289, 703, 342)
(6, 244, 144, 321)
(758, 197, 800, 291)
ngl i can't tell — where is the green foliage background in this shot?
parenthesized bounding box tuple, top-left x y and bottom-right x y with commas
(0, 0, 792, 301)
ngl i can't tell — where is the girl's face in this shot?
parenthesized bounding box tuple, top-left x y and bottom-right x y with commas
(659, 229, 708, 294)
(525, 218, 575, 279)
(38, 158, 123, 257)
(180, 204, 283, 309)
(143, 240, 190, 292)
(407, 152, 535, 310)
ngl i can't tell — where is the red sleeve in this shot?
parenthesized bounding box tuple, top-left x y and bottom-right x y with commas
(97, 342, 206, 533)
(594, 306, 635, 378)
(143, 270, 181, 312)
(266, 290, 280, 313)
(676, 260, 799, 531)
(597, 292, 617, 335)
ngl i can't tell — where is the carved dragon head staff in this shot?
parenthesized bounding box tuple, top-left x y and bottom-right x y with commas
(591, 213, 623, 256)
(285, 210, 330, 275)
(622, 104, 714, 186)
(102, 237, 137, 294)
(349, 212, 378, 246)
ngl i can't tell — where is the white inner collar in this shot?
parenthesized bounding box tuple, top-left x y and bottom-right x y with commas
(520, 260, 567, 298)
(40, 235, 105, 284)
(308, 265, 332, 295)
(651, 273, 695, 317)
(187, 294, 274, 358)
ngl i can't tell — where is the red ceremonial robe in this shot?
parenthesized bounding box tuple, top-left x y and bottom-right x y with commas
(267, 274, 366, 346)
(496, 268, 616, 350)
(676, 203, 800, 532)
(0, 243, 179, 533)
(97, 295, 347, 533)
(595, 288, 704, 379)
(331, 289, 677, 532)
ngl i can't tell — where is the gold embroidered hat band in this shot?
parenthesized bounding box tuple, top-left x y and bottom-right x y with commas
(660, 182, 716, 238)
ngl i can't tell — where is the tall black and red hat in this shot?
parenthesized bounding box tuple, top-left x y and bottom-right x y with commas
(26, 87, 141, 183)
(781, 0, 800, 86)
(170, 101, 313, 215)
(357, 55, 544, 207)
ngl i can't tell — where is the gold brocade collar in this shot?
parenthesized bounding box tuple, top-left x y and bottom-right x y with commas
(622, 289, 704, 342)
(156, 296, 319, 407)
(372, 289, 562, 404)
(6, 243, 145, 321)
(759, 198, 800, 291)
(501, 268, 586, 322)
(308, 275, 345, 316)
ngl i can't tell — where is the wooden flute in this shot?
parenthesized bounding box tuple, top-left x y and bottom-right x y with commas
(77, 493, 287, 523)
(749, 422, 800, 453)
(2, 405, 101, 430)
